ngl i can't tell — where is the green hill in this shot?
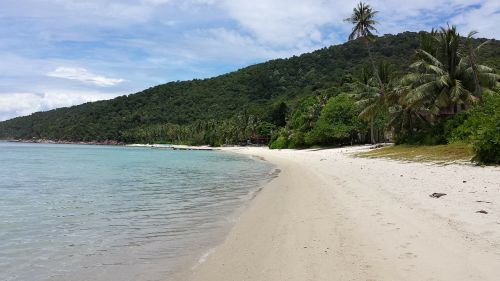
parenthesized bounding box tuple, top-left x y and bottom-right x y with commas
(1, 32, 499, 143)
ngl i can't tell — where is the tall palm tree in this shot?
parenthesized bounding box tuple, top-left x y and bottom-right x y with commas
(345, 2, 379, 83)
(402, 26, 499, 123)
(355, 61, 393, 143)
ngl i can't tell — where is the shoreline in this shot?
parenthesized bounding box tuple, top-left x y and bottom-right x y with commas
(185, 146, 500, 281)
(168, 151, 279, 281)
(5, 139, 125, 146)
(4, 140, 218, 151)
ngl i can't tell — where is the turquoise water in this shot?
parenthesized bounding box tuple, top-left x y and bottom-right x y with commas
(0, 142, 274, 281)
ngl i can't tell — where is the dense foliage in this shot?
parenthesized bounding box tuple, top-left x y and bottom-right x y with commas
(399, 93, 500, 164)
(268, 92, 368, 149)
(304, 94, 364, 146)
(383, 27, 500, 163)
(121, 114, 276, 146)
(450, 94, 500, 164)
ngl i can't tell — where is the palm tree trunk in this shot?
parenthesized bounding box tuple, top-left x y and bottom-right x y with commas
(408, 110, 412, 136)
(370, 117, 375, 144)
(468, 45, 482, 102)
(472, 64, 482, 102)
(365, 40, 382, 85)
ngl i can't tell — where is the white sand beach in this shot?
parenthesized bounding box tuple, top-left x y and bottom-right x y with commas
(187, 146, 500, 281)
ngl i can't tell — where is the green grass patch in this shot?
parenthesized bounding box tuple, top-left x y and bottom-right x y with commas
(357, 143, 474, 163)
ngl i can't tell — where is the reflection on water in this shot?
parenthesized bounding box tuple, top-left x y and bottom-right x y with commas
(0, 143, 274, 281)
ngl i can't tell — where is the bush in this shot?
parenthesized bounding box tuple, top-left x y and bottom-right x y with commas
(305, 94, 364, 146)
(269, 128, 289, 149)
(453, 94, 500, 164)
(396, 94, 499, 164)
(472, 118, 500, 164)
(287, 132, 307, 148)
(395, 111, 469, 145)
(269, 135, 288, 149)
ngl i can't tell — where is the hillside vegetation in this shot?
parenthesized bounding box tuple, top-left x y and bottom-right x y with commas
(2, 32, 497, 142)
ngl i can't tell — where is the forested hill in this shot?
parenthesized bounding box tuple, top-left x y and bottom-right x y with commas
(1, 32, 499, 143)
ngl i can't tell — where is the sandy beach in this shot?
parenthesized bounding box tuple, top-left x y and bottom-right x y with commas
(187, 146, 500, 281)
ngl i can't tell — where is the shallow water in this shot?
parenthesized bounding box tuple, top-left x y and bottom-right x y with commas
(0, 142, 273, 281)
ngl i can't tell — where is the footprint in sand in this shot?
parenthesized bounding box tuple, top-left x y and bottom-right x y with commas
(399, 252, 418, 259)
(399, 242, 411, 249)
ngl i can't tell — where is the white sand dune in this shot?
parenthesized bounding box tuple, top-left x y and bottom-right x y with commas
(187, 146, 500, 281)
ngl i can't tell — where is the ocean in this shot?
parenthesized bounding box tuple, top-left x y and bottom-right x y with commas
(0, 142, 274, 281)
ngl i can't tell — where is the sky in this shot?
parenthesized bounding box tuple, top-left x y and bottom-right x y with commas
(0, 0, 499, 121)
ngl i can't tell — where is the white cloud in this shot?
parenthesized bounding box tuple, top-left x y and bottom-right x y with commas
(214, 0, 340, 47)
(0, 93, 45, 121)
(451, 1, 500, 39)
(0, 91, 122, 121)
(47, 67, 125, 87)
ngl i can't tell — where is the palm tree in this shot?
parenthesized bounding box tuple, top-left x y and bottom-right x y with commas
(402, 26, 499, 123)
(345, 2, 379, 82)
(355, 61, 393, 143)
(460, 31, 498, 102)
(387, 84, 431, 138)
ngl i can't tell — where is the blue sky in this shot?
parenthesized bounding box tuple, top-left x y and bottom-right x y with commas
(0, 0, 498, 121)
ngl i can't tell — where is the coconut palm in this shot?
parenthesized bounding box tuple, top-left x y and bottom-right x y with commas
(459, 31, 499, 102)
(387, 84, 431, 138)
(402, 26, 499, 123)
(355, 61, 393, 143)
(345, 2, 379, 82)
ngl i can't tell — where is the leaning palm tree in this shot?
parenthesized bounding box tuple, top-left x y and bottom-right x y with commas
(402, 26, 499, 123)
(345, 2, 379, 82)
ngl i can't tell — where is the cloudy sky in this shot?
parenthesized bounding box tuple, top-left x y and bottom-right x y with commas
(0, 0, 498, 121)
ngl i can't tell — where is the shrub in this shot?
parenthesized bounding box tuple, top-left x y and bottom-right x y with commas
(472, 117, 500, 164)
(305, 94, 364, 146)
(396, 94, 499, 164)
(269, 128, 289, 149)
(269, 135, 288, 149)
(287, 132, 307, 148)
(395, 112, 468, 145)
(454, 94, 500, 164)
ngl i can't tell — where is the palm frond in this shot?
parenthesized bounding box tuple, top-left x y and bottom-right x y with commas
(359, 103, 378, 121)
(415, 49, 444, 69)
